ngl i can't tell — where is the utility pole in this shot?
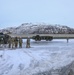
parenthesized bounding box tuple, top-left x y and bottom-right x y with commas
(67, 38, 69, 43)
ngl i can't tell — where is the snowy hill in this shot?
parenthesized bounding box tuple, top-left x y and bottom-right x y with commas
(0, 23, 74, 75)
(0, 40, 74, 75)
(0, 23, 74, 34)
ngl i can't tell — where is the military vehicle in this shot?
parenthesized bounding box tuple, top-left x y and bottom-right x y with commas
(0, 33, 10, 44)
(32, 35, 53, 41)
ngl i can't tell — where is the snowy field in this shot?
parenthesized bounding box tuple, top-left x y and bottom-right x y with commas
(0, 39, 74, 75)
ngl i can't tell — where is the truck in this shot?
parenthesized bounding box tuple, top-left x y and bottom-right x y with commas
(0, 33, 10, 44)
(32, 35, 53, 41)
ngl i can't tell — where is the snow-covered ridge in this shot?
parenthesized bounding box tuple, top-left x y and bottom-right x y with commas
(0, 23, 74, 34)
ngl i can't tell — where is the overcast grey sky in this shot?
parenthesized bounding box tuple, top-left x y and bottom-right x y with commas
(0, 0, 74, 28)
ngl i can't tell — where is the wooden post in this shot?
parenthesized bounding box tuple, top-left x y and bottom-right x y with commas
(67, 38, 69, 43)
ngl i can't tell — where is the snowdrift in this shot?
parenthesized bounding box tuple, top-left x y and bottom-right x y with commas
(0, 40, 74, 75)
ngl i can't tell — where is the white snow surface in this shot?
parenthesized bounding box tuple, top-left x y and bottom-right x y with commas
(0, 39, 74, 75)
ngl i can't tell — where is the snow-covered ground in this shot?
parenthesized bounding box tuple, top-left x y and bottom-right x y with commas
(0, 39, 74, 75)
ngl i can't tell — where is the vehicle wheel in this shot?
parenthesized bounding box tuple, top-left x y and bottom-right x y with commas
(35, 35, 41, 41)
(46, 37, 49, 41)
(48, 36, 53, 41)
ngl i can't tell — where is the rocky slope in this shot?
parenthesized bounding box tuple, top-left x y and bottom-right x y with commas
(0, 23, 74, 34)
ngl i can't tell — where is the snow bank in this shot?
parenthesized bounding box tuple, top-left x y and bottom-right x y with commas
(0, 40, 74, 75)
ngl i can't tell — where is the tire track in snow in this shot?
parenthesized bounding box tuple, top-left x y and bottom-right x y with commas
(23, 50, 37, 61)
(0, 50, 14, 75)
